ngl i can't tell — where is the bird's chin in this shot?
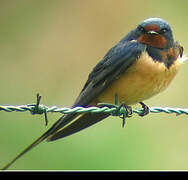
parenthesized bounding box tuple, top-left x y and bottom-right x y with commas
(138, 34, 167, 49)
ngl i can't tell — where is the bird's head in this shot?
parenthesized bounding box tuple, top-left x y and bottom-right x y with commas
(135, 18, 174, 49)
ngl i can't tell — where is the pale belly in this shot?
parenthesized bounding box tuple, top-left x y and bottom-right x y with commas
(97, 52, 182, 105)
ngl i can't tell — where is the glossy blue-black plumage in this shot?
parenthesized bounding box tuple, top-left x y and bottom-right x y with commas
(74, 41, 146, 107)
(49, 17, 183, 141)
(2, 18, 182, 170)
(48, 17, 179, 140)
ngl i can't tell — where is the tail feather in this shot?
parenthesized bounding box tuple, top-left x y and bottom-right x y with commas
(1, 109, 110, 170)
(47, 112, 110, 141)
(1, 113, 77, 170)
(1, 131, 49, 170)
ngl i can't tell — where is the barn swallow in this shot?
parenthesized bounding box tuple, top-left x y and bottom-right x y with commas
(2, 17, 185, 169)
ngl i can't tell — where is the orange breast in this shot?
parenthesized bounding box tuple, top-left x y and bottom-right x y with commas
(97, 51, 181, 105)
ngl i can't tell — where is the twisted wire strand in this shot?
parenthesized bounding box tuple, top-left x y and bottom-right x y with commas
(0, 104, 188, 116)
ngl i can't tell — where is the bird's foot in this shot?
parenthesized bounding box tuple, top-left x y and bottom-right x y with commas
(139, 102, 150, 117)
(98, 102, 132, 128)
(117, 103, 132, 128)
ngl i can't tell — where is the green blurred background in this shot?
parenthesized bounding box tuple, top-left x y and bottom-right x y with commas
(1, 0, 188, 170)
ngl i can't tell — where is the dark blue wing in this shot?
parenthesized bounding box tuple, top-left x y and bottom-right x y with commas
(73, 40, 146, 107)
(1, 34, 147, 168)
(46, 40, 146, 141)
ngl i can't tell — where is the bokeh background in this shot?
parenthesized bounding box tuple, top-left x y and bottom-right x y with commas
(1, 0, 188, 170)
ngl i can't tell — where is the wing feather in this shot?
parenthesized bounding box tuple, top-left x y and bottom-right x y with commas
(73, 41, 146, 107)
(46, 41, 146, 140)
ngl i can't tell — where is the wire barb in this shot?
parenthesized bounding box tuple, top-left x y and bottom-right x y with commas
(27, 93, 48, 126)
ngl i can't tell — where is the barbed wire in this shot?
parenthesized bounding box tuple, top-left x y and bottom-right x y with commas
(1, 104, 188, 115)
(1, 94, 187, 126)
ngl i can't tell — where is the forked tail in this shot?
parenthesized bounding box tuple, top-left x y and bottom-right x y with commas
(1, 130, 50, 170)
(1, 108, 110, 170)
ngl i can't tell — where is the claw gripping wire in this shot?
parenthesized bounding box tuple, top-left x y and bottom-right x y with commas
(0, 94, 188, 126)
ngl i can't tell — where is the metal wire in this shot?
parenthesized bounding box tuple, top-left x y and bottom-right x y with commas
(0, 104, 188, 116)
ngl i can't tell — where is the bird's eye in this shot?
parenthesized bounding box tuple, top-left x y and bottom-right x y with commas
(138, 26, 145, 33)
(161, 28, 168, 34)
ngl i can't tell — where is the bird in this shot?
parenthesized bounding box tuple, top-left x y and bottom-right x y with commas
(2, 17, 185, 170)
